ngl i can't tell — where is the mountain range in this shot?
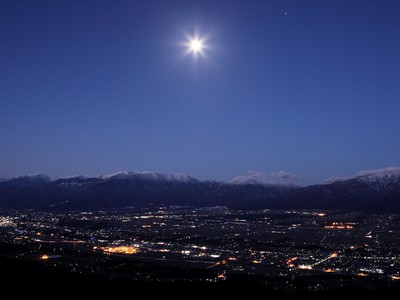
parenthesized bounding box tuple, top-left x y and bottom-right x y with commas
(0, 168, 399, 213)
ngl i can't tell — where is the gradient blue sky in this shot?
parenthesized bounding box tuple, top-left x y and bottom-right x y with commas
(1, 0, 399, 184)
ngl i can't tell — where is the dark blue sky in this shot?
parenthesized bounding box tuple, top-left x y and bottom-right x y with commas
(1, 0, 399, 184)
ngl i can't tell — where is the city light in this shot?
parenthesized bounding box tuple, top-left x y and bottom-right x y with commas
(323, 269, 335, 273)
(101, 246, 139, 255)
(324, 222, 355, 229)
(2, 208, 400, 292)
(286, 257, 298, 265)
(298, 265, 313, 270)
(217, 273, 226, 280)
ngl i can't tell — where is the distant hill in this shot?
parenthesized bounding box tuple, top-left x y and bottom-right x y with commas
(1, 168, 399, 213)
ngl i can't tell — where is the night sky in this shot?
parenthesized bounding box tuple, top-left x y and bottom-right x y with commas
(1, 0, 399, 184)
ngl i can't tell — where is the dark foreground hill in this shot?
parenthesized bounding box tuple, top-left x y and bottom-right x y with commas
(1, 254, 400, 298)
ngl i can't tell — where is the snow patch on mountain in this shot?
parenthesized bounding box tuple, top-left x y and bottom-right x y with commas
(356, 167, 400, 177)
(100, 171, 197, 183)
(355, 167, 400, 192)
(58, 175, 91, 180)
(324, 167, 400, 191)
(0, 174, 51, 183)
(229, 170, 299, 186)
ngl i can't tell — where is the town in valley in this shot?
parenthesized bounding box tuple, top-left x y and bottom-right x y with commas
(1, 206, 400, 292)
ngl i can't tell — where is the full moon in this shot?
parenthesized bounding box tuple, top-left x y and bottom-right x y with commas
(189, 39, 203, 53)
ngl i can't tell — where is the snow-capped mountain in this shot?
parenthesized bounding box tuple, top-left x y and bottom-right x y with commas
(229, 170, 299, 187)
(278, 167, 400, 213)
(0, 168, 399, 213)
(0, 170, 291, 211)
(1, 173, 50, 181)
(0, 174, 50, 186)
(229, 174, 271, 186)
(99, 171, 197, 183)
(0, 171, 197, 184)
(355, 167, 400, 192)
